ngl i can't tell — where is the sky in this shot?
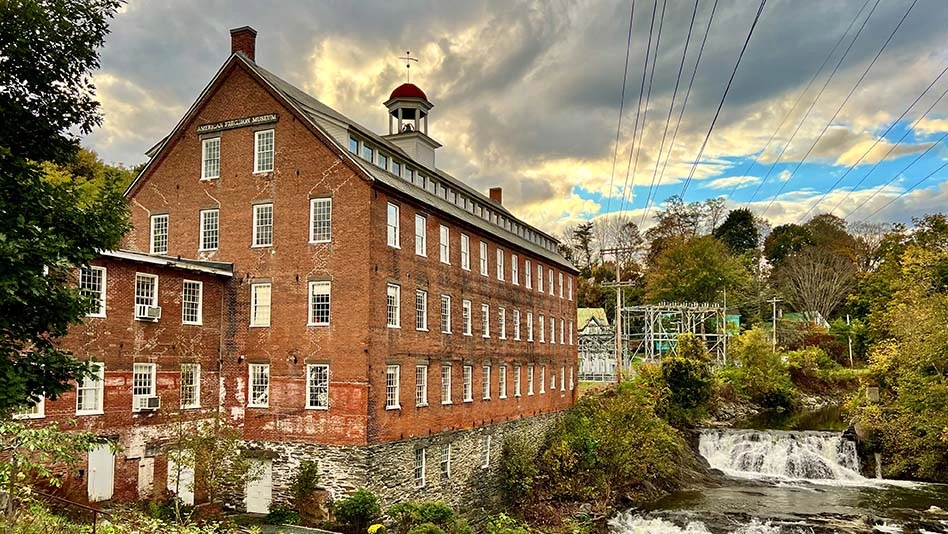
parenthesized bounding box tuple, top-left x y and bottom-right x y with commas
(85, 0, 948, 238)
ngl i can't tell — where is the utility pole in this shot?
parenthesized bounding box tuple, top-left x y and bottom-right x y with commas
(600, 247, 638, 382)
(846, 314, 854, 368)
(768, 297, 781, 353)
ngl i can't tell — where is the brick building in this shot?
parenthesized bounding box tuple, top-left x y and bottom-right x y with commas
(29, 26, 578, 512)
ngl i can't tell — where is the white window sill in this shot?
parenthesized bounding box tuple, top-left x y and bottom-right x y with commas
(310, 239, 331, 245)
(462, 267, 470, 272)
(200, 176, 219, 181)
(441, 331, 452, 335)
(198, 248, 218, 253)
(248, 404, 269, 409)
(249, 324, 271, 328)
(387, 325, 401, 329)
(385, 405, 401, 411)
(387, 244, 401, 250)
(463, 332, 472, 337)
(305, 406, 329, 411)
(416, 328, 429, 332)
(499, 337, 507, 341)
(513, 283, 519, 287)
(416, 253, 427, 258)
(482, 397, 490, 401)
(483, 335, 490, 339)
(308, 322, 330, 327)
(440, 260, 451, 265)
(183, 321, 203, 326)
(13, 414, 44, 420)
(250, 244, 273, 249)
(181, 405, 201, 410)
(499, 395, 507, 400)
(441, 401, 452, 405)
(416, 403, 429, 408)
(134, 317, 160, 323)
(515, 394, 522, 398)
(253, 170, 274, 175)
(76, 410, 104, 416)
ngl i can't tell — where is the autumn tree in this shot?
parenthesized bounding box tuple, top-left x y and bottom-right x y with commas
(571, 222, 595, 274)
(645, 236, 749, 304)
(774, 246, 855, 321)
(763, 223, 812, 265)
(713, 208, 759, 254)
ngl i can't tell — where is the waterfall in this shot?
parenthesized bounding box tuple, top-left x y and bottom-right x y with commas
(699, 428, 864, 482)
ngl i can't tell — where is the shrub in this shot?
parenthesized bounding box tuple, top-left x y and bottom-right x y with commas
(497, 433, 538, 510)
(290, 459, 321, 506)
(721, 328, 797, 410)
(264, 505, 301, 525)
(485, 513, 531, 534)
(333, 489, 381, 534)
(386, 502, 470, 534)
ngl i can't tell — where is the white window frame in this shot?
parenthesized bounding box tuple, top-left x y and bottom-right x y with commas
(527, 364, 535, 395)
(181, 280, 203, 325)
(308, 281, 331, 326)
(479, 241, 489, 276)
(513, 310, 521, 341)
(481, 303, 490, 338)
(310, 198, 332, 243)
(440, 295, 452, 334)
(13, 397, 45, 420)
(568, 276, 573, 301)
(252, 203, 273, 248)
(150, 214, 168, 255)
(387, 202, 400, 248)
(540, 365, 546, 394)
(414, 447, 426, 488)
(253, 129, 274, 173)
(525, 259, 532, 289)
(496, 249, 505, 281)
(387, 283, 401, 328)
(250, 283, 271, 327)
(511, 255, 519, 285)
(499, 365, 507, 399)
(539, 314, 545, 343)
(134, 273, 158, 320)
(462, 299, 472, 336)
(441, 364, 452, 405)
(463, 365, 473, 402)
(440, 444, 452, 478)
(80, 265, 107, 318)
(415, 365, 428, 407)
(560, 318, 565, 345)
(439, 225, 450, 264)
(570, 320, 574, 345)
(514, 364, 522, 397)
(415, 214, 427, 256)
(386, 364, 401, 409)
(561, 365, 567, 392)
(460, 234, 470, 270)
(199, 208, 219, 251)
(570, 366, 575, 390)
(549, 269, 554, 295)
(558, 272, 564, 298)
(550, 316, 556, 345)
(537, 264, 544, 293)
(480, 435, 491, 468)
(551, 366, 556, 392)
(132, 362, 157, 412)
(415, 289, 428, 331)
(498, 307, 506, 340)
(306, 363, 330, 410)
(248, 363, 270, 408)
(527, 312, 534, 342)
(76, 363, 105, 415)
(482, 365, 491, 400)
(180, 363, 201, 409)
(201, 137, 221, 180)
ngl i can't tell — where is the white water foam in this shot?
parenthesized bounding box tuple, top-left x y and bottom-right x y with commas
(609, 513, 781, 533)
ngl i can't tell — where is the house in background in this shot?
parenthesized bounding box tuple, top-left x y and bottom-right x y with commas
(577, 307, 610, 335)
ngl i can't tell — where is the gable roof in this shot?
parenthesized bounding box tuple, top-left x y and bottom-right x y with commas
(578, 308, 609, 329)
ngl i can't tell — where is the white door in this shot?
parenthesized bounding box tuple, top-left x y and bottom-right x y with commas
(244, 459, 272, 514)
(87, 444, 114, 502)
(167, 459, 195, 505)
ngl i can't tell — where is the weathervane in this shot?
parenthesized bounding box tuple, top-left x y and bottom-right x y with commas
(398, 51, 418, 83)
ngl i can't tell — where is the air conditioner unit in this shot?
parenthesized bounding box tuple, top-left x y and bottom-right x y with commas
(139, 396, 160, 410)
(135, 304, 161, 321)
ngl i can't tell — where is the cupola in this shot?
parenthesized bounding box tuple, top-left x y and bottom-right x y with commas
(382, 82, 441, 168)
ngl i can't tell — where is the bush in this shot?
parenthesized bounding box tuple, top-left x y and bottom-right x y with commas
(333, 489, 381, 534)
(720, 328, 797, 410)
(387, 502, 470, 534)
(264, 505, 301, 525)
(497, 433, 539, 510)
(485, 513, 531, 534)
(290, 459, 321, 507)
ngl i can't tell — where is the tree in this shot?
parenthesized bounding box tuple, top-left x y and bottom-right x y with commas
(0, 0, 128, 414)
(774, 246, 855, 321)
(763, 223, 812, 265)
(645, 236, 749, 304)
(571, 222, 595, 274)
(713, 208, 759, 254)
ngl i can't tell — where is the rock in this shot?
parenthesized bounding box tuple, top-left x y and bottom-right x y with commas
(926, 505, 946, 515)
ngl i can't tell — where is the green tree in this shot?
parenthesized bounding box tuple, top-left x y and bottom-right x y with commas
(571, 222, 595, 274)
(0, 0, 128, 414)
(713, 208, 759, 254)
(645, 236, 749, 304)
(763, 223, 812, 265)
(720, 328, 797, 409)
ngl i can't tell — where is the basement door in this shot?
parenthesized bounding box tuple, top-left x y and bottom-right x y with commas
(87, 444, 114, 502)
(167, 459, 195, 505)
(244, 459, 272, 514)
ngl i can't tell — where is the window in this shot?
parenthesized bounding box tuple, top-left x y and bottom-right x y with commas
(407, 168, 415, 184)
(482, 365, 491, 400)
(511, 255, 519, 285)
(527, 365, 535, 395)
(525, 259, 532, 289)
(386, 203, 400, 248)
(181, 280, 202, 325)
(550, 316, 556, 345)
(440, 444, 452, 478)
(558, 272, 564, 298)
(134, 273, 158, 319)
(480, 435, 491, 468)
(199, 209, 219, 251)
(180, 363, 200, 409)
(310, 198, 332, 243)
(201, 137, 220, 179)
(80, 266, 106, 317)
(308, 281, 331, 326)
(537, 264, 543, 293)
(539, 315, 545, 343)
(150, 214, 168, 254)
(248, 364, 269, 407)
(540, 365, 546, 394)
(132, 363, 157, 411)
(378, 152, 389, 170)
(462, 300, 472, 336)
(463, 365, 473, 402)
(307, 364, 330, 409)
(569, 321, 574, 345)
(496, 249, 505, 281)
(416, 365, 428, 407)
(254, 129, 274, 173)
(499, 365, 507, 399)
(76, 363, 104, 415)
(440, 295, 451, 334)
(361, 143, 374, 162)
(561, 365, 567, 392)
(560, 318, 565, 345)
(386, 365, 400, 409)
(415, 214, 427, 256)
(415, 289, 428, 331)
(513, 310, 521, 340)
(252, 203, 273, 247)
(460, 234, 470, 270)
(250, 283, 271, 327)
(549, 269, 554, 295)
(570, 366, 575, 390)
(514, 364, 522, 397)
(498, 307, 506, 339)
(14, 397, 44, 420)
(551, 366, 556, 391)
(348, 136, 359, 153)
(481, 303, 490, 338)
(392, 160, 401, 176)
(414, 448, 426, 488)
(439, 225, 450, 264)
(441, 364, 452, 404)
(479, 241, 488, 276)
(387, 284, 401, 328)
(568, 276, 573, 301)
(527, 312, 534, 342)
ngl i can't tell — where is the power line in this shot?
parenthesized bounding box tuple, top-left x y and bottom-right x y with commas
(678, 0, 768, 198)
(796, 63, 948, 223)
(638, 0, 701, 230)
(603, 0, 637, 217)
(760, 0, 919, 218)
(743, 0, 882, 210)
(859, 160, 948, 222)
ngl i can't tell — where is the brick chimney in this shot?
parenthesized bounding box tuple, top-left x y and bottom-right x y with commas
(489, 187, 503, 205)
(230, 26, 257, 62)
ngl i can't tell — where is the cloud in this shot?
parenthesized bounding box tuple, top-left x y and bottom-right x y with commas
(778, 170, 792, 181)
(914, 116, 948, 135)
(704, 176, 761, 190)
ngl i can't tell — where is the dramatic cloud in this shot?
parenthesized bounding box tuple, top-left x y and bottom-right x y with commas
(704, 176, 761, 190)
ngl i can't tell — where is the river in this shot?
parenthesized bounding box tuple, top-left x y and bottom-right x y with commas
(610, 409, 948, 533)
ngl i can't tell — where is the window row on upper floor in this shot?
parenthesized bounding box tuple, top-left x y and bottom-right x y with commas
(79, 266, 205, 325)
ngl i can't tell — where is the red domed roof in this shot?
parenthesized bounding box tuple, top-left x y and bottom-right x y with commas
(389, 83, 428, 101)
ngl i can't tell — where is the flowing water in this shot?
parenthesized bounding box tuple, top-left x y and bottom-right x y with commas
(611, 422, 948, 533)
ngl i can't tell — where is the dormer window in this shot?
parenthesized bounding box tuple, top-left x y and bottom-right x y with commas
(348, 136, 359, 153)
(378, 153, 389, 170)
(392, 160, 401, 177)
(361, 144, 374, 162)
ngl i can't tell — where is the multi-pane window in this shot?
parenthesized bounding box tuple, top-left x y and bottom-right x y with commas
(180, 363, 200, 409)
(462, 300, 472, 336)
(482, 365, 491, 400)
(441, 364, 452, 404)
(568, 276, 573, 301)
(561, 366, 567, 392)
(252, 203, 274, 247)
(386, 365, 400, 409)
(463, 365, 473, 402)
(481, 303, 490, 338)
(150, 214, 168, 254)
(525, 259, 532, 289)
(498, 307, 506, 339)
(527, 312, 534, 342)
(310, 198, 332, 243)
(570, 366, 575, 390)
(76, 363, 104, 415)
(499, 365, 507, 399)
(250, 283, 271, 327)
(550, 317, 556, 345)
(200, 209, 219, 251)
(392, 160, 401, 176)
(134, 273, 158, 319)
(378, 153, 389, 170)
(248, 363, 270, 407)
(569, 320, 574, 345)
(511, 255, 519, 285)
(537, 264, 544, 293)
(348, 136, 359, 153)
(514, 364, 522, 397)
(496, 249, 505, 281)
(181, 280, 202, 325)
(202, 137, 220, 179)
(480, 435, 491, 468)
(415, 289, 428, 331)
(560, 318, 566, 345)
(14, 397, 44, 419)
(439, 225, 450, 264)
(254, 129, 274, 173)
(440, 295, 451, 334)
(386, 203, 400, 248)
(460, 234, 470, 270)
(479, 241, 489, 275)
(440, 444, 452, 478)
(559, 272, 564, 298)
(527, 364, 535, 395)
(80, 266, 106, 317)
(414, 448, 426, 488)
(132, 363, 157, 411)
(540, 365, 546, 394)
(551, 366, 556, 391)
(415, 214, 427, 256)
(549, 269, 554, 295)
(308, 281, 331, 326)
(387, 284, 401, 328)
(361, 143, 374, 162)
(513, 310, 521, 340)
(415, 365, 428, 407)
(306, 364, 330, 409)
(539, 315, 545, 343)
